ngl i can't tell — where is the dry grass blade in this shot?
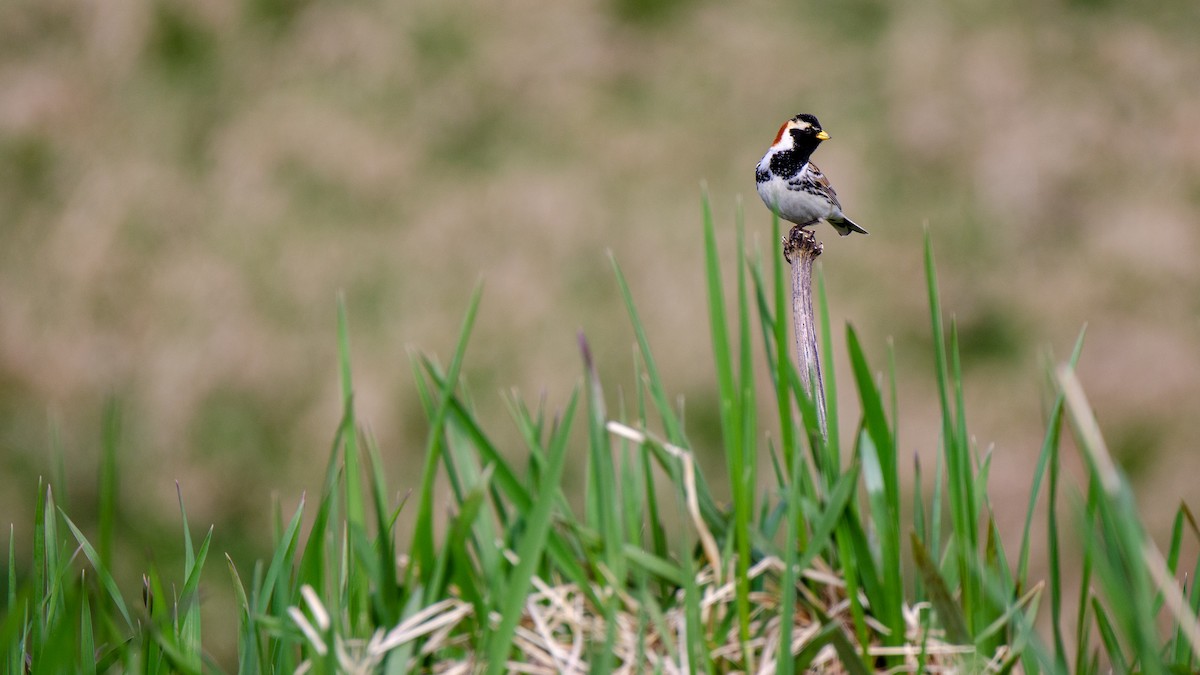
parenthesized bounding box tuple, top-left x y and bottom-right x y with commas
(606, 422, 722, 581)
(374, 599, 473, 653)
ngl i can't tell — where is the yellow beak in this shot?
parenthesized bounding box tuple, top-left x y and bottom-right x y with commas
(815, 130, 830, 141)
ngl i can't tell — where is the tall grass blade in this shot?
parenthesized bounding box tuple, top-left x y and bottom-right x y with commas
(912, 533, 971, 645)
(581, 334, 623, 674)
(732, 205, 755, 655)
(701, 195, 744, 525)
(923, 231, 981, 635)
(1060, 366, 1175, 675)
(363, 432, 400, 625)
(793, 464, 859, 575)
(1090, 596, 1128, 674)
(483, 386, 578, 674)
(612, 257, 727, 533)
(296, 471, 337, 605)
(422, 363, 596, 604)
(79, 583, 96, 675)
(176, 487, 209, 667)
(257, 494, 306, 615)
(610, 255, 685, 446)
(99, 398, 121, 572)
(58, 511, 132, 631)
(409, 284, 482, 596)
(847, 325, 903, 642)
(701, 194, 737, 455)
(1018, 328, 1086, 585)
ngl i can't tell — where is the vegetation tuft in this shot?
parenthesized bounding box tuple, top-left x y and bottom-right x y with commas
(3, 201, 1199, 673)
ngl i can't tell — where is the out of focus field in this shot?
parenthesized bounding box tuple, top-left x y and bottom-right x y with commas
(2, 0, 1199, 660)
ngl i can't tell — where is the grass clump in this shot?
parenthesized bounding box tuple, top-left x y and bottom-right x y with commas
(3, 200, 1200, 673)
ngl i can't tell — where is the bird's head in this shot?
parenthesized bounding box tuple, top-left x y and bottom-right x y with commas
(771, 113, 830, 151)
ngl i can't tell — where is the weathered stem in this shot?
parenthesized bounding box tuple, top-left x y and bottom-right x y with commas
(783, 226, 827, 437)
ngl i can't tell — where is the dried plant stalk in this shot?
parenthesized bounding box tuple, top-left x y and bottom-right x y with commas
(783, 226, 827, 437)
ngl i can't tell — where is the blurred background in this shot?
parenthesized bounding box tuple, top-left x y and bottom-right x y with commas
(3, 0, 1199, 663)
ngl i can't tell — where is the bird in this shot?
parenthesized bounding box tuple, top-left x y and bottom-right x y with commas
(755, 113, 867, 237)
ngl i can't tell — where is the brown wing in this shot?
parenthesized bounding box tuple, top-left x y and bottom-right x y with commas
(785, 161, 842, 210)
(806, 162, 842, 209)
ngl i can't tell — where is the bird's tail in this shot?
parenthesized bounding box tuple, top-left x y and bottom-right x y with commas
(830, 216, 868, 236)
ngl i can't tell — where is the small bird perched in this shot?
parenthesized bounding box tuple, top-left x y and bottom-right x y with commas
(755, 113, 867, 237)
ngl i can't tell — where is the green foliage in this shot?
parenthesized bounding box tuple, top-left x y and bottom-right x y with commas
(0, 134, 56, 210)
(147, 0, 218, 79)
(1, 210, 1198, 672)
(606, 0, 699, 26)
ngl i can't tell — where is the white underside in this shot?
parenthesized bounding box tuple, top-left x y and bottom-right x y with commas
(755, 172, 840, 226)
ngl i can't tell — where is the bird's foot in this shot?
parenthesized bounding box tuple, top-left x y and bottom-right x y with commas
(782, 225, 822, 263)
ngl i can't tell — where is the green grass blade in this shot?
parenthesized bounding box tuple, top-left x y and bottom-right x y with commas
(702, 193, 737, 446)
(410, 284, 483, 594)
(619, 545, 685, 586)
(630, 353, 669, 565)
(257, 494, 307, 614)
(702, 192, 746, 591)
(610, 256, 685, 446)
(948, 319, 975, 512)
(58, 510, 132, 631)
(923, 232, 982, 636)
(857, 427, 904, 643)
(911, 533, 971, 645)
(421, 362, 597, 605)
(363, 432, 400, 624)
(1180, 543, 1200, 666)
(1018, 328, 1087, 585)
(803, 606, 873, 675)
(1021, 327, 1087, 675)
(176, 487, 209, 666)
(296, 471, 337, 604)
(224, 554, 259, 675)
(1072, 486, 1098, 674)
(419, 361, 523, 510)
(79, 583, 96, 675)
(923, 229, 954, 459)
(99, 398, 121, 573)
(5, 524, 15, 619)
(701, 191, 745, 557)
(731, 204, 755, 655)
(791, 621, 841, 672)
(793, 463, 859, 575)
(948, 319, 983, 634)
(31, 480, 48, 652)
(441, 465, 494, 618)
(483, 387, 578, 674)
(846, 325, 903, 641)
(1061, 366, 1170, 675)
(334, 297, 374, 631)
(581, 334, 623, 674)
(1091, 596, 1129, 674)
(335, 297, 364, 527)
(582, 335, 623, 579)
(886, 337, 897, 449)
(611, 256, 724, 532)
(828, 625, 873, 675)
